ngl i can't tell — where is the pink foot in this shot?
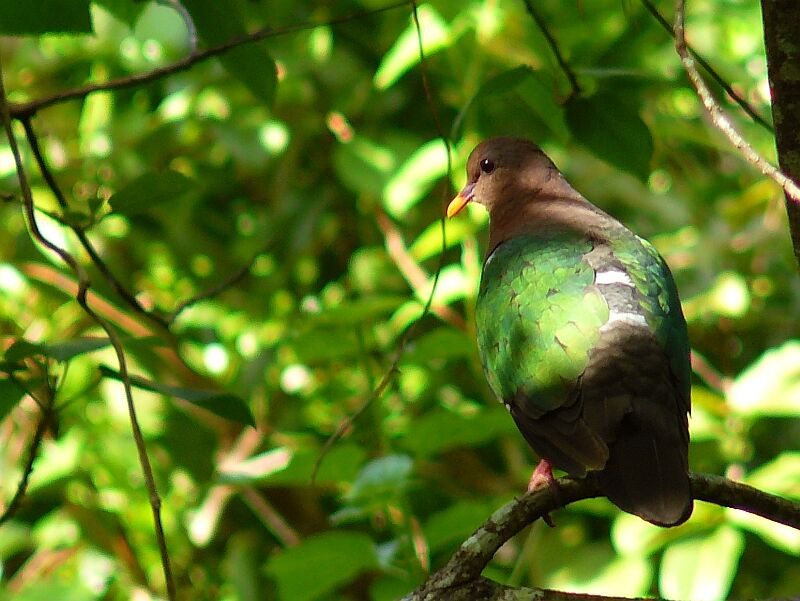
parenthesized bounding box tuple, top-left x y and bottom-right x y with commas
(527, 459, 557, 492)
(527, 459, 558, 527)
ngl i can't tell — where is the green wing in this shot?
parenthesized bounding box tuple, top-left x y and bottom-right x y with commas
(475, 229, 690, 477)
(476, 232, 609, 414)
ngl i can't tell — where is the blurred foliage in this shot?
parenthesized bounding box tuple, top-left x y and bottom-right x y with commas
(0, 1, 798, 600)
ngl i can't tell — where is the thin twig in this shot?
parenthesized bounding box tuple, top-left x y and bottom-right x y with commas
(640, 0, 772, 132)
(0, 60, 177, 601)
(19, 117, 167, 328)
(167, 247, 264, 323)
(311, 0, 453, 482)
(0, 394, 53, 525)
(240, 486, 301, 547)
(673, 0, 800, 204)
(9, 0, 413, 120)
(521, 0, 581, 101)
(376, 209, 466, 330)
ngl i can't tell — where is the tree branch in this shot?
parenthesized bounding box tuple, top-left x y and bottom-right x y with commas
(673, 0, 800, 208)
(8, 0, 413, 120)
(19, 116, 168, 328)
(404, 473, 800, 601)
(639, 0, 772, 132)
(0, 390, 54, 525)
(760, 0, 800, 267)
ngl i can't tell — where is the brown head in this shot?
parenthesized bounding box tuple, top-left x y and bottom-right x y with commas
(447, 137, 602, 252)
(447, 137, 572, 217)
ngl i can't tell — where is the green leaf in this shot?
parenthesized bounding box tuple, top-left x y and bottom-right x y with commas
(182, 0, 277, 106)
(423, 500, 494, 552)
(723, 453, 800, 555)
(93, 0, 147, 27)
(382, 139, 450, 218)
(402, 328, 475, 365)
(4, 340, 45, 362)
(308, 296, 407, 327)
(265, 531, 377, 601)
(374, 4, 450, 90)
(99, 365, 255, 426)
(217, 443, 365, 486)
(565, 92, 654, 181)
(345, 454, 413, 505)
(728, 341, 800, 416)
(401, 408, 516, 458)
(409, 218, 478, 262)
(45, 337, 113, 361)
(5, 337, 156, 363)
(0, 378, 26, 422)
(0, 0, 92, 35)
(659, 525, 744, 600)
(332, 136, 396, 197)
(108, 170, 194, 216)
(542, 541, 653, 596)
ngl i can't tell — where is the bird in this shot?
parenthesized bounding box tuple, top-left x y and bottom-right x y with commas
(447, 137, 692, 527)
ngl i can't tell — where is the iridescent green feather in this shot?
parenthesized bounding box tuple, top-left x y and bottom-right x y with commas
(476, 233, 609, 414)
(476, 229, 689, 418)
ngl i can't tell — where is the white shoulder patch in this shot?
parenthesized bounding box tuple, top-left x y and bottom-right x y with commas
(595, 269, 635, 287)
(600, 310, 649, 332)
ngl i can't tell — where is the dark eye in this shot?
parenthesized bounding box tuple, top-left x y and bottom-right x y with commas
(479, 158, 495, 174)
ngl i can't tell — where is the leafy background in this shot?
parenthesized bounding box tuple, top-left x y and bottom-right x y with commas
(1, 1, 799, 600)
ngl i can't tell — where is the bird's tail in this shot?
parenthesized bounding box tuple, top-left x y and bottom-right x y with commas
(596, 406, 692, 527)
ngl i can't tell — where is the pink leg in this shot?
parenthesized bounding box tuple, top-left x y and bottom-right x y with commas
(527, 459, 558, 527)
(527, 459, 557, 492)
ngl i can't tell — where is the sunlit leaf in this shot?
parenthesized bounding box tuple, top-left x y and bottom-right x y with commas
(99, 365, 255, 426)
(543, 542, 653, 596)
(0, 0, 92, 34)
(108, 170, 195, 216)
(566, 92, 654, 181)
(374, 4, 450, 89)
(218, 443, 365, 486)
(383, 139, 449, 218)
(265, 531, 377, 601)
(659, 525, 744, 601)
(726, 508, 800, 556)
(409, 218, 478, 262)
(728, 341, 800, 416)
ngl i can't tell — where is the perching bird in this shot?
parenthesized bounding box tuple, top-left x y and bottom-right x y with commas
(448, 137, 692, 526)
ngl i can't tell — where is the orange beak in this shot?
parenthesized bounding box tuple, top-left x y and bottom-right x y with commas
(446, 182, 475, 218)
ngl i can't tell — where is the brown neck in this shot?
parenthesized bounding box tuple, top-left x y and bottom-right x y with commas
(486, 176, 615, 254)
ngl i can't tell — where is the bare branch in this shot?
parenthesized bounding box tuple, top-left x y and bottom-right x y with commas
(521, 0, 581, 101)
(8, 0, 413, 120)
(673, 0, 800, 205)
(639, 0, 772, 132)
(404, 473, 800, 601)
(167, 248, 263, 323)
(19, 117, 168, 328)
(376, 210, 466, 330)
(0, 394, 54, 525)
(0, 58, 177, 601)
